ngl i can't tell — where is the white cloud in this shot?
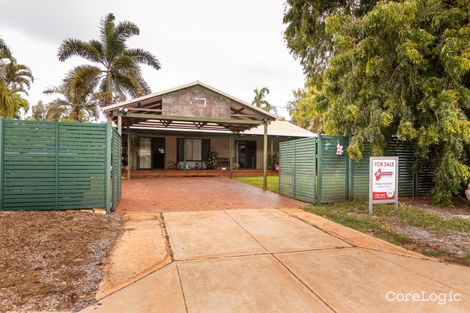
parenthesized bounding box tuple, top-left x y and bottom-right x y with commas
(0, 0, 305, 119)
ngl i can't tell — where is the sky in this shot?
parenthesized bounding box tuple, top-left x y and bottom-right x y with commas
(0, 0, 305, 119)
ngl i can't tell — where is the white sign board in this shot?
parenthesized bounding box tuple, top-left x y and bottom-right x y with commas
(369, 157, 398, 214)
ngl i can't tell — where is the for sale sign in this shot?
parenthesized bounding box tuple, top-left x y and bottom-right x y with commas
(369, 157, 398, 214)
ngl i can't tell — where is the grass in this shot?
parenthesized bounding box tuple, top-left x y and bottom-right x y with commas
(233, 176, 279, 194)
(303, 199, 470, 265)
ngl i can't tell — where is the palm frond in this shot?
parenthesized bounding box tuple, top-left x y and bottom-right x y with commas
(126, 48, 161, 69)
(115, 20, 140, 42)
(58, 38, 102, 63)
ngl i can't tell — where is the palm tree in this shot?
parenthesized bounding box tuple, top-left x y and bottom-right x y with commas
(0, 39, 32, 118)
(44, 84, 99, 122)
(57, 13, 161, 105)
(4, 62, 33, 94)
(30, 100, 68, 121)
(252, 87, 277, 114)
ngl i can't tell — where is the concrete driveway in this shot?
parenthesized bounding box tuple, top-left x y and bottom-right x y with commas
(116, 177, 300, 212)
(83, 208, 470, 313)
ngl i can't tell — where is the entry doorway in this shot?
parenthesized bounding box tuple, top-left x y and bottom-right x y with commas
(138, 137, 165, 169)
(236, 140, 257, 169)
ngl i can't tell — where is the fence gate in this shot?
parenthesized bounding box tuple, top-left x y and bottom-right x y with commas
(279, 137, 316, 202)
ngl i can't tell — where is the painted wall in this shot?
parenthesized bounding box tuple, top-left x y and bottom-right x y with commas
(162, 85, 231, 118)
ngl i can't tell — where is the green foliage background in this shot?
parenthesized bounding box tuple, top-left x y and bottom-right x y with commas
(284, 0, 470, 204)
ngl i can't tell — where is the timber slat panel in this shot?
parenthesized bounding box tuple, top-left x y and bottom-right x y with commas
(0, 119, 121, 211)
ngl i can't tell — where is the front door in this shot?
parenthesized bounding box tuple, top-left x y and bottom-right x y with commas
(152, 138, 165, 169)
(236, 140, 257, 169)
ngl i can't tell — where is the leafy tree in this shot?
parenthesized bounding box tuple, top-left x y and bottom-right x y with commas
(252, 87, 277, 113)
(287, 84, 323, 132)
(0, 38, 32, 118)
(57, 13, 161, 105)
(318, 0, 470, 205)
(283, 0, 379, 78)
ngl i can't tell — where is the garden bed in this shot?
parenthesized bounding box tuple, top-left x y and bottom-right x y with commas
(0, 211, 123, 312)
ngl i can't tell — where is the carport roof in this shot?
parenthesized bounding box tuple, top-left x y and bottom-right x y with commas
(103, 81, 277, 133)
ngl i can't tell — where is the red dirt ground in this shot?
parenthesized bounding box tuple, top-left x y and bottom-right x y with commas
(0, 211, 123, 312)
(116, 177, 301, 213)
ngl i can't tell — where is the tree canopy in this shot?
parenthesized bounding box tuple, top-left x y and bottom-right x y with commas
(287, 83, 323, 132)
(284, 0, 470, 204)
(57, 13, 160, 105)
(252, 87, 277, 113)
(0, 38, 33, 118)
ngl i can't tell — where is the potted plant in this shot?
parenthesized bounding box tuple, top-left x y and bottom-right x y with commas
(268, 153, 279, 171)
(206, 150, 218, 169)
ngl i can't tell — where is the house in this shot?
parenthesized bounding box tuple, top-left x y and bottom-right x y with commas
(103, 81, 315, 187)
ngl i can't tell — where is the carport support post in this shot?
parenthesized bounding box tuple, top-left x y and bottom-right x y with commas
(263, 120, 268, 191)
(117, 115, 122, 135)
(229, 133, 233, 178)
(127, 130, 131, 180)
(105, 123, 112, 214)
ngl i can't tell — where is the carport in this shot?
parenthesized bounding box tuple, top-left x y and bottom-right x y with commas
(103, 81, 277, 190)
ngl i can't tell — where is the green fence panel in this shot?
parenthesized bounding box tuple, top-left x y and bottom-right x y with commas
(416, 162, 434, 195)
(293, 138, 316, 203)
(384, 137, 415, 197)
(280, 135, 434, 204)
(279, 140, 295, 198)
(318, 135, 349, 203)
(58, 122, 107, 210)
(279, 138, 316, 202)
(351, 145, 371, 199)
(111, 128, 122, 211)
(0, 119, 121, 212)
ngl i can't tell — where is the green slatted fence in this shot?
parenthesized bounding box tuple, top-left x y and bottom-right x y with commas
(317, 135, 349, 203)
(111, 128, 122, 211)
(0, 119, 121, 213)
(279, 134, 434, 204)
(279, 137, 316, 203)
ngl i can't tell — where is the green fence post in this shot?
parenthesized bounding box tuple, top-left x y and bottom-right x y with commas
(55, 122, 59, 210)
(293, 140, 297, 198)
(347, 135, 353, 200)
(316, 133, 322, 205)
(105, 123, 112, 214)
(0, 119, 3, 211)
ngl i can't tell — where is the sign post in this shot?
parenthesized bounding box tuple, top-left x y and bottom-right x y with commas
(369, 157, 398, 214)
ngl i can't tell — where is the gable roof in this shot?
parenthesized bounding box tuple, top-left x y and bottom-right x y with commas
(102, 80, 277, 120)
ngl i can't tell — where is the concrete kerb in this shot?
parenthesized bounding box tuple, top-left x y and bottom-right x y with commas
(95, 212, 173, 300)
(280, 207, 433, 260)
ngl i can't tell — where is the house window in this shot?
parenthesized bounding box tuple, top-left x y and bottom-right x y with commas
(177, 138, 210, 161)
(185, 139, 202, 161)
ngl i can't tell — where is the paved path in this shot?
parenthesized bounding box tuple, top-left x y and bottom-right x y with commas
(83, 209, 470, 313)
(116, 177, 301, 213)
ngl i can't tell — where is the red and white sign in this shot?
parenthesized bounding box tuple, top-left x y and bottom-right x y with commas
(371, 158, 397, 201)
